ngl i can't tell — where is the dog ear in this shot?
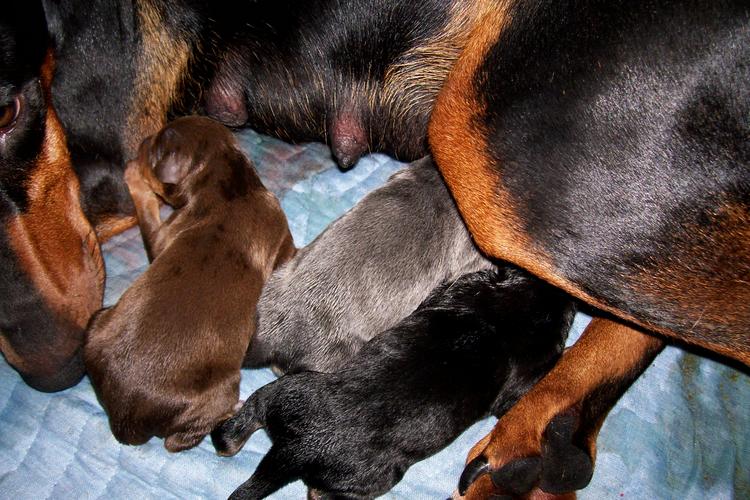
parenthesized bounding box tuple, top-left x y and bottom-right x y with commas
(211, 394, 266, 457)
(229, 446, 298, 500)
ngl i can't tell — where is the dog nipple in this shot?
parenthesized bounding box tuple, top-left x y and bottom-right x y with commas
(204, 75, 248, 127)
(330, 112, 368, 169)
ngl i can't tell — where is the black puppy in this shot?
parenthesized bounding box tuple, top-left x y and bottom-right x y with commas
(212, 267, 575, 499)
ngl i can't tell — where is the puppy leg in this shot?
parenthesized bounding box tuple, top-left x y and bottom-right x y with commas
(229, 446, 297, 500)
(211, 391, 268, 457)
(123, 159, 168, 261)
(459, 318, 664, 498)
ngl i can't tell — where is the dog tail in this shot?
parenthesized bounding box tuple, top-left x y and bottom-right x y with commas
(228, 446, 297, 500)
(211, 389, 267, 457)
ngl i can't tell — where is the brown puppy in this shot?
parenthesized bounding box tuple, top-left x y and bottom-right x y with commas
(84, 116, 295, 452)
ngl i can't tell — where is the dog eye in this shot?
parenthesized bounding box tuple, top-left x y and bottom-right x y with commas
(0, 97, 20, 132)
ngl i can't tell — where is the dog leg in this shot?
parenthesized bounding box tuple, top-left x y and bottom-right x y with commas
(459, 318, 664, 498)
(228, 446, 297, 500)
(211, 391, 268, 457)
(123, 159, 168, 261)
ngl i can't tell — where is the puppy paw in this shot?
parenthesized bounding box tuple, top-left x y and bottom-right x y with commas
(211, 414, 261, 457)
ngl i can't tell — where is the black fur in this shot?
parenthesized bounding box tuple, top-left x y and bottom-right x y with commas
(213, 0, 455, 163)
(212, 267, 575, 499)
(0, 3, 48, 213)
(477, 0, 750, 340)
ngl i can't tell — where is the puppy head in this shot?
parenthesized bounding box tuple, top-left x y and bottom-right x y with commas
(142, 116, 238, 184)
(84, 304, 242, 452)
(129, 115, 261, 208)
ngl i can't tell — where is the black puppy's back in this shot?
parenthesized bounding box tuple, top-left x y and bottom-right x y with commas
(213, 267, 575, 499)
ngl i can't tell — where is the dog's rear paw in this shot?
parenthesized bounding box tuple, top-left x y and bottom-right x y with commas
(210, 422, 243, 457)
(211, 414, 261, 457)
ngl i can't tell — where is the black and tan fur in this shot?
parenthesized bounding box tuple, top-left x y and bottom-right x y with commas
(429, 0, 749, 497)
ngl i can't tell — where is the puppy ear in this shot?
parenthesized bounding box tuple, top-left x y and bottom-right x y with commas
(229, 446, 297, 500)
(211, 395, 266, 457)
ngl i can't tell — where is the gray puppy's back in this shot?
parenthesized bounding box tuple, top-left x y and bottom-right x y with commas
(247, 156, 492, 373)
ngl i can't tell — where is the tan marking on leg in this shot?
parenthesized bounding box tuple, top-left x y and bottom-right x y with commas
(381, 0, 501, 124)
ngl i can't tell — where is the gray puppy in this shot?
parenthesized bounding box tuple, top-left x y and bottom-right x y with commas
(244, 156, 492, 374)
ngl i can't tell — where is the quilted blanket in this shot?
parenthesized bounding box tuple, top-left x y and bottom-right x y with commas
(1, 129, 748, 499)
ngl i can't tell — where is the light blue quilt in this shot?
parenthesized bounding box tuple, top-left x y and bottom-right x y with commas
(1, 129, 748, 499)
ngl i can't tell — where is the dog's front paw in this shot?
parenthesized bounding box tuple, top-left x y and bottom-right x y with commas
(538, 415, 593, 494)
(459, 413, 594, 499)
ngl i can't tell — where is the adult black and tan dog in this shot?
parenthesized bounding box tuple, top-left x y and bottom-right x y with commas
(0, 0, 748, 497)
(429, 0, 749, 497)
(213, 267, 575, 499)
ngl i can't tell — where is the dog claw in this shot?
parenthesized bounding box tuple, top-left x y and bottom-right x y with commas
(459, 456, 491, 495)
(490, 456, 542, 496)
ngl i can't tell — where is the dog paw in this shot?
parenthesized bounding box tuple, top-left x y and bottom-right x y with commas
(538, 415, 593, 494)
(210, 420, 243, 457)
(491, 456, 543, 496)
(211, 412, 262, 457)
(458, 413, 594, 498)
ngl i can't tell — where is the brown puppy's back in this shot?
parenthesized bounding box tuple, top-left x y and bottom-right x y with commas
(85, 117, 294, 451)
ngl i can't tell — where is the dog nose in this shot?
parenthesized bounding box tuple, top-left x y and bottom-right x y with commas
(18, 345, 86, 392)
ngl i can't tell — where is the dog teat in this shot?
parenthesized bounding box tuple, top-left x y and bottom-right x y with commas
(330, 109, 368, 169)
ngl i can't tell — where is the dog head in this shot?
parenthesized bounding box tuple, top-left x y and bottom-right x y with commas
(0, 3, 102, 392)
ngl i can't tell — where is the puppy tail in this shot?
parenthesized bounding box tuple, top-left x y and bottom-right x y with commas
(229, 446, 297, 500)
(211, 393, 266, 457)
